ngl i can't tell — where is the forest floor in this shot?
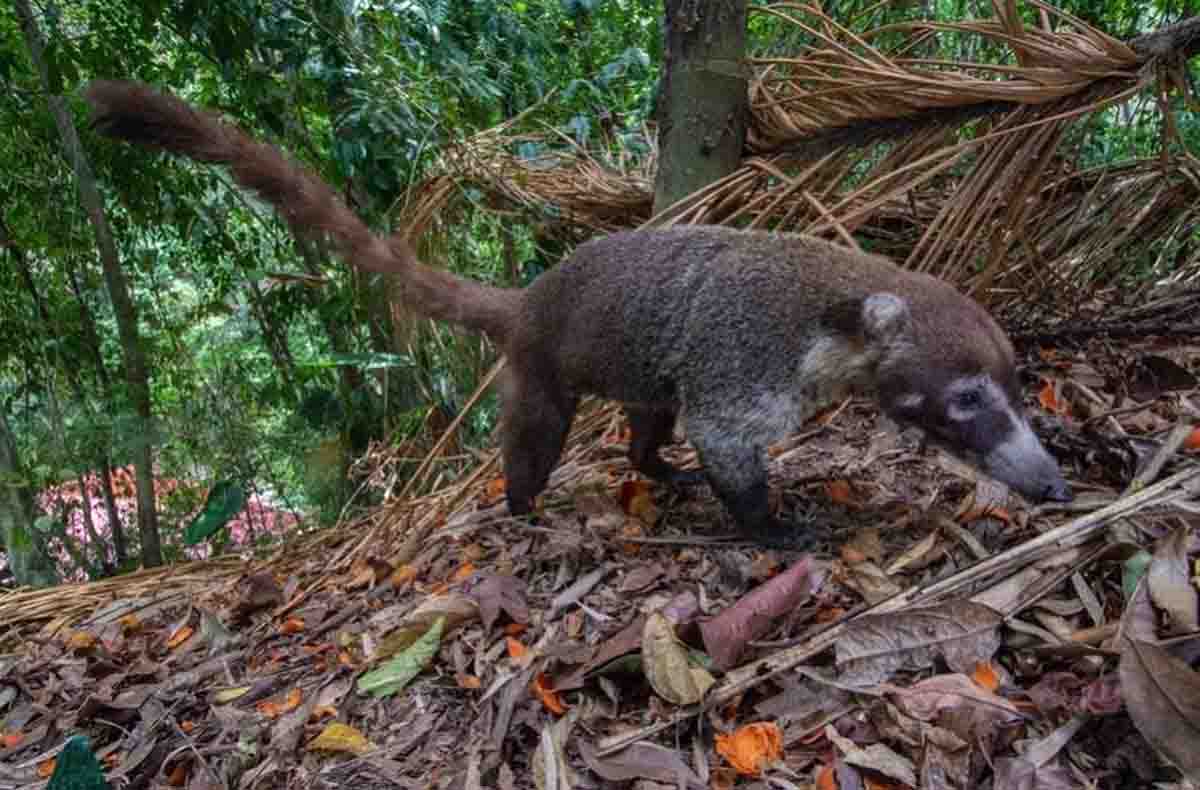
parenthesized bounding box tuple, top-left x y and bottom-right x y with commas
(3, 336, 1200, 790)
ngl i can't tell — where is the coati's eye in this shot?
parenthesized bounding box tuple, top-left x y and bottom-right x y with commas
(953, 390, 982, 411)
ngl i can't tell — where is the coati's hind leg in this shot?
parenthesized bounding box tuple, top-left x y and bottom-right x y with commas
(684, 415, 813, 549)
(500, 374, 577, 518)
(625, 405, 705, 487)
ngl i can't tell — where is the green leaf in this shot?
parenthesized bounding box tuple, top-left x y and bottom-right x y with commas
(357, 616, 445, 698)
(1123, 550, 1152, 602)
(48, 736, 110, 790)
(184, 479, 247, 545)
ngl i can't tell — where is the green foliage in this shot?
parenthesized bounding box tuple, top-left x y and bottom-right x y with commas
(47, 736, 110, 790)
(184, 479, 246, 545)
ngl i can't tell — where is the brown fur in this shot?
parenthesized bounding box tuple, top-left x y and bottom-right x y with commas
(84, 80, 1069, 546)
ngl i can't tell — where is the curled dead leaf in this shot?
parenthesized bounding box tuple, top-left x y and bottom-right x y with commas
(642, 612, 713, 705)
(699, 556, 823, 670)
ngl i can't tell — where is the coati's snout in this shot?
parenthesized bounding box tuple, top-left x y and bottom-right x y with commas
(880, 372, 1072, 503)
(863, 291, 1072, 505)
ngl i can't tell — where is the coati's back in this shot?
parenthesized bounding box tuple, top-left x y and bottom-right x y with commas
(514, 225, 1015, 410)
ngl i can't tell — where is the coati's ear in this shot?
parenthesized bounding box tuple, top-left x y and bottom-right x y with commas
(860, 293, 910, 343)
(825, 293, 910, 343)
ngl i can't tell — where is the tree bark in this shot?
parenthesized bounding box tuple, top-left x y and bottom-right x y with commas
(653, 0, 749, 213)
(67, 264, 130, 565)
(15, 0, 163, 566)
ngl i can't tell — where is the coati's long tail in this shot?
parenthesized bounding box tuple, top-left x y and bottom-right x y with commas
(84, 80, 516, 342)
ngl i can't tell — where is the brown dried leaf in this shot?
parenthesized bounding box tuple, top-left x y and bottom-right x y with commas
(642, 612, 713, 705)
(1119, 636, 1200, 780)
(618, 563, 665, 594)
(1148, 526, 1199, 634)
(842, 560, 903, 605)
(885, 530, 941, 575)
(377, 593, 479, 658)
(889, 673, 1021, 726)
(466, 573, 530, 632)
(577, 739, 704, 788)
(699, 556, 823, 670)
(827, 725, 917, 787)
(836, 602, 1003, 686)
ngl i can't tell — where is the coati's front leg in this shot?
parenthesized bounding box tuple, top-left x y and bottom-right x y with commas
(685, 415, 813, 549)
(500, 375, 578, 518)
(625, 405, 706, 487)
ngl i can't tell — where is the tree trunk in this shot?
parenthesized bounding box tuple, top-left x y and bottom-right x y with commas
(653, 0, 749, 213)
(0, 410, 58, 588)
(15, 0, 163, 567)
(67, 264, 129, 565)
(641, 1, 747, 522)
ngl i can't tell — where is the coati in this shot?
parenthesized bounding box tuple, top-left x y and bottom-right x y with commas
(84, 80, 1073, 546)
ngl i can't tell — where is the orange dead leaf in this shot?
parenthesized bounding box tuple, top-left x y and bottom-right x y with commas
(620, 522, 645, 556)
(118, 614, 143, 634)
(503, 622, 528, 637)
(1184, 426, 1200, 450)
(2, 732, 22, 749)
(482, 476, 507, 505)
(66, 631, 96, 651)
(715, 722, 783, 776)
(824, 479, 858, 508)
(456, 673, 482, 689)
(338, 651, 355, 667)
(166, 761, 189, 786)
(619, 479, 656, 521)
(958, 504, 1013, 525)
(816, 763, 838, 790)
(310, 705, 338, 721)
(257, 687, 303, 718)
(179, 720, 196, 734)
(506, 637, 528, 659)
(391, 564, 419, 587)
(532, 672, 568, 715)
(279, 617, 305, 635)
(451, 562, 477, 583)
(1037, 379, 1070, 416)
(972, 661, 1001, 692)
(166, 625, 194, 650)
(816, 606, 846, 624)
(37, 758, 56, 779)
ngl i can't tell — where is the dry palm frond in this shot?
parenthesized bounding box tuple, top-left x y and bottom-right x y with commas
(747, 0, 1140, 152)
(408, 119, 655, 235)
